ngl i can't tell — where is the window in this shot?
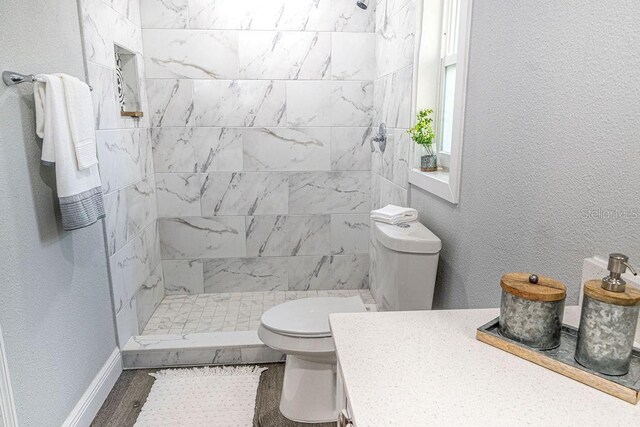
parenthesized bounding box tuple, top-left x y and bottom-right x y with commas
(440, 63, 456, 153)
(410, 0, 472, 204)
(439, 0, 460, 154)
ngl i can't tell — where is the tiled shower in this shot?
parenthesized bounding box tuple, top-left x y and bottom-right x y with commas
(79, 0, 414, 350)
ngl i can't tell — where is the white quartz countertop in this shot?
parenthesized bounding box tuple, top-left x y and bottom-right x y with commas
(329, 307, 640, 427)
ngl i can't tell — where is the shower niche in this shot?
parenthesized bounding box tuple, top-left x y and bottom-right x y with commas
(114, 44, 143, 118)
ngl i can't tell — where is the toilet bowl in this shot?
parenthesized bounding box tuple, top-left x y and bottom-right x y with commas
(258, 296, 366, 423)
(259, 220, 441, 423)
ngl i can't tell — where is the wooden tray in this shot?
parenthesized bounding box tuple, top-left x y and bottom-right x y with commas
(476, 317, 640, 404)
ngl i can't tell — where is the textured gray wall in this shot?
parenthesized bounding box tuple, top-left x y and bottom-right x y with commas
(0, 1, 117, 425)
(412, 0, 640, 309)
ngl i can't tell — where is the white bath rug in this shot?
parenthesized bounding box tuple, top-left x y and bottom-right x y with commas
(135, 366, 267, 427)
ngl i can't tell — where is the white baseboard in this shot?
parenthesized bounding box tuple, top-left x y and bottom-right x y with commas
(63, 348, 122, 427)
(0, 323, 18, 427)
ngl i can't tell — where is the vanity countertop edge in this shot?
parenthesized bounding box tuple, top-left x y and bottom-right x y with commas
(329, 307, 640, 427)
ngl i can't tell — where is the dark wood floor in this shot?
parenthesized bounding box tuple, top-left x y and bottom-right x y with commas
(91, 364, 334, 427)
(91, 369, 157, 426)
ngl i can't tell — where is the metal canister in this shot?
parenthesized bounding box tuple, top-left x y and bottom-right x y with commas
(575, 279, 640, 376)
(499, 273, 566, 350)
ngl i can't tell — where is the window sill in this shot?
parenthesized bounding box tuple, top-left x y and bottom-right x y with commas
(409, 168, 458, 204)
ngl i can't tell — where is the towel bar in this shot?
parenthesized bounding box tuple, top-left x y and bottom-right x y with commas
(2, 71, 93, 91)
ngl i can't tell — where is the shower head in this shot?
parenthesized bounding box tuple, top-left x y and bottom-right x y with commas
(356, 0, 368, 10)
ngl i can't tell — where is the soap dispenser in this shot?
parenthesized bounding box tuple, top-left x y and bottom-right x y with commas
(575, 253, 640, 375)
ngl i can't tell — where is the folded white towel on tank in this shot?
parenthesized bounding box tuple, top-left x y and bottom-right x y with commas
(370, 205, 418, 224)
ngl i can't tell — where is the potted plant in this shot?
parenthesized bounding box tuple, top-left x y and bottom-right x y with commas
(408, 109, 437, 172)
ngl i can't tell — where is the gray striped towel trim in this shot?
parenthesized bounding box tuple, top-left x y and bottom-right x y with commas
(58, 187, 105, 231)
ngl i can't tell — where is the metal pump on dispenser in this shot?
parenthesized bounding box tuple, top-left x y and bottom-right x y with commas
(601, 253, 638, 292)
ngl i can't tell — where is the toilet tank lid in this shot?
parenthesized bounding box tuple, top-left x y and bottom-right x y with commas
(374, 221, 442, 254)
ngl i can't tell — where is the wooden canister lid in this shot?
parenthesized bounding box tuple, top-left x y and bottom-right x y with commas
(500, 272, 566, 302)
(583, 280, 640, 306)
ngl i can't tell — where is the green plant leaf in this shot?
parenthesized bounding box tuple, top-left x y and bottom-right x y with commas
(408, 108, 435, 148)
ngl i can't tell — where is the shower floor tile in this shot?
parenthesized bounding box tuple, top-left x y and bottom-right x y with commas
(141, 289, 376, 335)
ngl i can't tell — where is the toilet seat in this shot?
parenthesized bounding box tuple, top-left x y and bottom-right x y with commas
(260, 296, 366, 338)
(258, 325, 337, 357)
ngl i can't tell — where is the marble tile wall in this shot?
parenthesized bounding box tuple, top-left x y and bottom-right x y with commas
(80, 0, 164, 345)
(370, 0, 417, 297)
(371, 0, 415, 210)
(140, 0, 376, 295)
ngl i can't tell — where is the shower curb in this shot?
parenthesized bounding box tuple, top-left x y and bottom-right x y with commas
(121, 331, 285, 369)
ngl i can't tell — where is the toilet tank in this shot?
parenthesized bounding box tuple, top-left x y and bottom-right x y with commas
(371, 221, 441, 311)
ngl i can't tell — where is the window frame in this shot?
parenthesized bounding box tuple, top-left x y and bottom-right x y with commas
(410, 0, 473, 204)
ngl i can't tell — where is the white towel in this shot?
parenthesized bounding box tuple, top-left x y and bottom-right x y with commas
(370, 204, 418, 225)
(34, 74, 105, 230)
(59, 73, 98, 170)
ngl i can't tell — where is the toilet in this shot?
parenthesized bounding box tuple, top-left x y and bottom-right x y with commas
(258, 220, 441, 423)
(258, 296, 365, 423)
